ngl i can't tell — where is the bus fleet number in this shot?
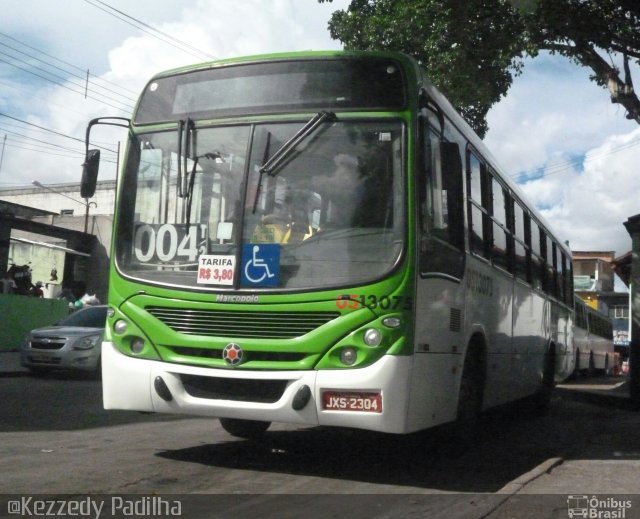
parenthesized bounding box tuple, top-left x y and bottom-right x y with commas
(134, 224, 206, 263)
(335, 294, 413, 310)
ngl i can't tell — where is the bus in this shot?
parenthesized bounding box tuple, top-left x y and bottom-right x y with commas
(82, 51, 574, 438)
(573, 295, 615, 375)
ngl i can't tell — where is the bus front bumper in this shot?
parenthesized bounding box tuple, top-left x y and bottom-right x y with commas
(102, 341, 412, 434)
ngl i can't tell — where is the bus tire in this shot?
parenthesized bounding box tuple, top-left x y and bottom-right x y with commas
(455, 339, 486, 447)
(219, 418, 270, 439)
(574, 349, 581, 378)
(587, 352, 596, 377)
(604, 354, 612, 376)
(531, 345, 555, 415)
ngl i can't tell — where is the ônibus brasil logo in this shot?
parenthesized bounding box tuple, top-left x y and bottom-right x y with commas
(567, 495, 632, 518)
(222, 343, 244, 366)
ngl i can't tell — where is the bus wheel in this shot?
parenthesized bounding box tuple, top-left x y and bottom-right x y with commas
(455, 343, 485, 447)
(531, 346, 555, 415)
(587, 352, 596, 377)
(573, 349, 581, 378)
(219, 418, 271, 439)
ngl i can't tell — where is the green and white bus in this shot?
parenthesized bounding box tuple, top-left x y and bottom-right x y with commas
(82, 51, 574, 438)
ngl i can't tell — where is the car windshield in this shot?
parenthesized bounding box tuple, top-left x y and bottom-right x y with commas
(59, 306, 107, 328)
(115, 120, 404, 291)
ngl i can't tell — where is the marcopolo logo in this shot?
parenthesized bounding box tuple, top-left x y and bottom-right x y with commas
(222, 343, 244, 366)
(567, 495, 632, 518)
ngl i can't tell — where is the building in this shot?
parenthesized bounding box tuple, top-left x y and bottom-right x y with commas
(0, 180, 116, 303)
(573, 250, 630, 361)
(573, 251, 616, 307)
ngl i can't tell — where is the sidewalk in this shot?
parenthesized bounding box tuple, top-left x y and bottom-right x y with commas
(0, 350, 29, 376)
(556, 374, 636, 410)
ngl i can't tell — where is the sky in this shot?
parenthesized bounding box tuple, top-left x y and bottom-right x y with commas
(0, 0, 639, 261)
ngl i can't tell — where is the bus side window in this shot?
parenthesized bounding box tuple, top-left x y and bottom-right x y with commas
(419, 123, 465, 278)
(422, 131, 464, 248)
(564, 254, 573, 306)
(529, 220, 544, 291)
(513, 201, 528, 282)
(555, 244, 565, 302)
(439, 140, 464, 251)
(546, 235, 555, 297)
(467, 151, 490, 260)
(490, 175, 509, 271)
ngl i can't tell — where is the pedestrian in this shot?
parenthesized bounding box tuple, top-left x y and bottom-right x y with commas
(32, 281, 45, 298)
(0, 272, 17, 294)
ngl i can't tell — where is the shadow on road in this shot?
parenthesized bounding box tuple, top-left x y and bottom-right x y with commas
(157, 391, 640, 493)
(0, 372, 187, 432)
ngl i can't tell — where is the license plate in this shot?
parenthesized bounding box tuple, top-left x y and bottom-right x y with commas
(30, 353, 55, 363)
(322, 391, 382, 413)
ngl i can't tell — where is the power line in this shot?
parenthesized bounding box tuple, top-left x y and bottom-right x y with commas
(0, 112, 120, 154)
(0, 30, 138, 96)
(0, 126, 117, 159)
(83, 0, 217, 62)
(5, 142, 87, 159)
(0, 55, 134, 113)
(0, 40, 138, 104)
(4, 142, 119, 165)
(0, 78, 105, 119)
(0, 128, 87, 155)
(510, 137, 640, 181)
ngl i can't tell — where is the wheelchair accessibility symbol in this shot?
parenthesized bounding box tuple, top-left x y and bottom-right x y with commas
(241, 243, 280, 287)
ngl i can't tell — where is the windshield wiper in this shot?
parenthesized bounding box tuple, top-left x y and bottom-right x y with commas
(259, 111, 336, 176)
(252, 131, 272, 214)
(176, 118, 194, 198)
(185, 152, 221, 227)
(252, 111, 336, 214)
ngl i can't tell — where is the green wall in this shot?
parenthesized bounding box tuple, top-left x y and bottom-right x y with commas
(0, 294, 69, 350)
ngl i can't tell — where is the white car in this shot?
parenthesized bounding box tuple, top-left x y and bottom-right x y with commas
(21, 305, 107, 375)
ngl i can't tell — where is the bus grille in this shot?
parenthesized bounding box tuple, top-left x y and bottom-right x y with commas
(180, 374, 288, 403)
(167, 346, 306, 363)
(146, 306, 339, 339)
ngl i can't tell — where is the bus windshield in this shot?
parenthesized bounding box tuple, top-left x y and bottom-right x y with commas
(115, 119, 404, 291)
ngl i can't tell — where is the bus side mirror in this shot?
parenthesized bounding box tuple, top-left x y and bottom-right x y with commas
(81, 149, 101, 199)
(440, 141, 465, 251)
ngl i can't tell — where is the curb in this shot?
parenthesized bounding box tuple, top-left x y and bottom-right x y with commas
(421, 458, 564, 519)
(555, 386, 637, 411)
(496, 457, 564, 494)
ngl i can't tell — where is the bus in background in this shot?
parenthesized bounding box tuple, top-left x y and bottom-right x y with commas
(573, 295, 615, 375)
(81, 51, 573, 439)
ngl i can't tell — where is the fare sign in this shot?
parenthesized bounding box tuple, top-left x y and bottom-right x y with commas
(197, 255, 236, 285)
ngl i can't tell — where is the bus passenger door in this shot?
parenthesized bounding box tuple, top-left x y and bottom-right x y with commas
(409, 122, 467, 430)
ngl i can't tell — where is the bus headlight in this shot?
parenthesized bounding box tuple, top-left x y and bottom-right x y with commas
(340, 347, 358, 366)
(131, 337, 145, 354)
(382, 316, 401, 328)
(363, 328, 382, 347)
(113, 320, 128, 334)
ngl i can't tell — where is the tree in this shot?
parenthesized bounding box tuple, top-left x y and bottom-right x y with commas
(319, 0, 640, 137)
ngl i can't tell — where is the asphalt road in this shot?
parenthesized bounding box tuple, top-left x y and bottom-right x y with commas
(1, 370, 639, 518)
